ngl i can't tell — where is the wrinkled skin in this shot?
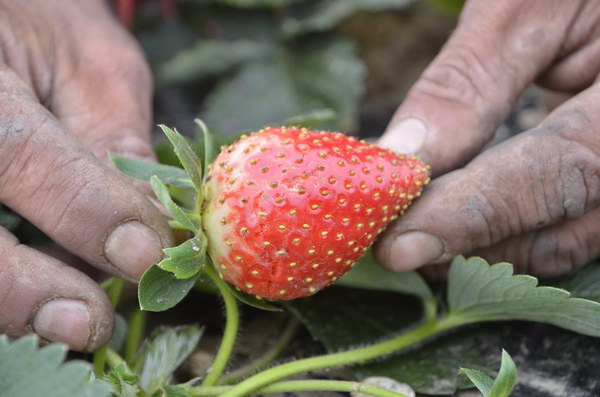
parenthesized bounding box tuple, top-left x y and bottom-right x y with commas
(375, 0, 600, 279)
(0, 0, 172, 351)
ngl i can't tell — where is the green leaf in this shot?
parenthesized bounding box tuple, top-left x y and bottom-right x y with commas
(550, 262, 600, 302)
(159, 125, 204, 190)
(283, 0, 415, 36)
(156, 40, 269, 88)
(288, 288, 423, 353)
(336, 250, 434, 302)
(194, 119, 215, 182)
(108, 313, 128, 353)
(203, 36, 365, 135)
(150, 175, 199, 233)
(159, 385, 191, 397)
(138, 325, 203, 393)
(0, 335, 111, 397)
(103, 363, 140, 397)
(110, 154, 193, 188)
(279, 109, 337, 129)
(489, 350, 517, 397)
(459, 368, 494, 396)
(139, 265, 200, 312)
(158, 234, 207, 279)
(460, 349, 517, 397)
(445, 256, 600, 336)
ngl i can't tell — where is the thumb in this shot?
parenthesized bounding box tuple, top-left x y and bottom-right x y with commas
(378, 0, 580, 175)
(375, 83, 600, 273)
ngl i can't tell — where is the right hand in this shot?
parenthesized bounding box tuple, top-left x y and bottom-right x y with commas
(375, 0, 600, 279)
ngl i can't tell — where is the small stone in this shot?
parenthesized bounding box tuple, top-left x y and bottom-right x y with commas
(351, 377, 415, 397)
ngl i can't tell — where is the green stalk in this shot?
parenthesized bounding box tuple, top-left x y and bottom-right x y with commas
(93, 278, 124, 376)
(219, 317, 300, 385)
(188, 379, 407, 397)
(221, 319, 448, 397)
(201, 266, 240, 386)
(125, 308, 146, 365)
(105, 347, 127, 370)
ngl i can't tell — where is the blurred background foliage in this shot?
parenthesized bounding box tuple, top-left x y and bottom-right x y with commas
(129, 0, 460, 139)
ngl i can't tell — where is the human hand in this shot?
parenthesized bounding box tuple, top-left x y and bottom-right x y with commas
(0, 0, 172, 351)
(375, 0, 600, 278)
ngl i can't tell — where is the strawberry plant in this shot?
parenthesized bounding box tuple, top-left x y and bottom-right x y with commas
(4, 121, 586, 397)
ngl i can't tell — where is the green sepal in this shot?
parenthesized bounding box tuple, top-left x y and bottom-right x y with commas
(159, 125, 204, 191)
(157, 234, 207, 279)
(110, 153, 193, 188)
(138, 265, 200, 312)
(226, 283, 281, 312)
(150, 175, 199, 233)
(194, 118, 215, 183)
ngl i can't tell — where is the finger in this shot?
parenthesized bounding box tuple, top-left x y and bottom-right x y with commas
(374, 82, 600, 272)
(49, 0, 155, 164)
(475, 205, 600, 278)
(0, 228, 113, 351)
(419, 205, 600, 281)
(537, 38, 600, 94)
(378, 0, 583, 175)
(0, 66, 172, 281)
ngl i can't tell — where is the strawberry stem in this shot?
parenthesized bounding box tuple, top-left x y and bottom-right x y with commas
(125, 308, 146, 365)
(188, 379, 407, 397)
(218, 317, 300, 385)
(201, 265, 240, 386)
(220, 316, 451, 397)
(93, 277, 124, 376)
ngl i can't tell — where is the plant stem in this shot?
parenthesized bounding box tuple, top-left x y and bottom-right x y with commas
(423, 298, 438, 324)
(93, 278, 124, 376)
(219, 317, 300, 385)
(106, 278, 125, 307)
(125, 308, 147, 365)
(93, 347, 107, 377)
(201, 266, 240, 386)
(188, 379, 407, 397)
(105, 347, 127, 370)
(220, 319, 447, 397)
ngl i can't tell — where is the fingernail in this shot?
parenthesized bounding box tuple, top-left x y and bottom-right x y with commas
(105, 221, 163, 280)
(388, 232, 444, 271)
(380, 118, 428, 155)
(33, 299, 91, 351)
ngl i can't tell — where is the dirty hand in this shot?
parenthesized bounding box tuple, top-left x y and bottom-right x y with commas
(375, 0, 600, 278)
(0, 0, 172, 351)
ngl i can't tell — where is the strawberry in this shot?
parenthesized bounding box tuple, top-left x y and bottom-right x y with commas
(202, 127, 429, 300)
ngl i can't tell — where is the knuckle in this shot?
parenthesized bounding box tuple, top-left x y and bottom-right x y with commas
(0, 109, 55, 191)
(413, 44, 497, 110)
(90, 41, 152, 90)
(553, 137, 600, 219)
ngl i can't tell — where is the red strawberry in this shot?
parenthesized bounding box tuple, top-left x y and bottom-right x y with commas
(202, 127, 429, 300)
